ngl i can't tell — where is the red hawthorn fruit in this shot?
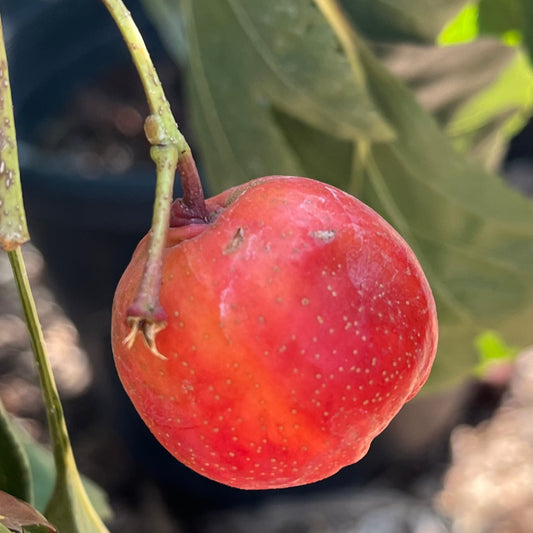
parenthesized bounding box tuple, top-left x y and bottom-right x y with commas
(111, 176, 438, 490)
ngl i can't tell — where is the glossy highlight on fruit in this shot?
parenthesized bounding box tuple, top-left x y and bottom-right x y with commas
(111, 176, 438, 490)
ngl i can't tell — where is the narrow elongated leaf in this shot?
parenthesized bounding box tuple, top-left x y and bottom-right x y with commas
(0, 401, 31, 504)
(0, 14, 29, 250)
(339, 0, 469, 43)
(141, 0, 188, 65)
(178, 0, 393, 193)
(271, 108, 353, 190)
(152, 0, 533, 389)
(351, 31, 533, 388)
(378, 39, 533, 170)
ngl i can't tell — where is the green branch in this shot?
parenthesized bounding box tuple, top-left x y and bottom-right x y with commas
(0, 10, 109, 533)
(9, 250, 110, 533)
(101, 0, 206, 355)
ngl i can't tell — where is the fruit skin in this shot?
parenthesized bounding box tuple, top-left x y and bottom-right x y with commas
(111, 176, 438, 490)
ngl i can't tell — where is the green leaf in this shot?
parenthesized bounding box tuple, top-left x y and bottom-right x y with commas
(0, 15, 29, 251)
(142, 0, 188, 65)
(44, 450, 110, 533)
(438, 3, 481, 45)
(11, 424, 112, 521)
(378, 39, 533, 170)
(474, 330, 519, 376)
(478, 0, 524, 44)
(445, 48, 533, 169)
(21, 527, 55, 533)
(271, 108, 354, 190)
(439, 0, 533, 59)
(0, 401, 32, 504)
(351, 32, 533, 389)
(340, 0, 470, 43)
(154, 0, 533, 389)
(0, 491, 55, 533)
(174, 0, 393, 193)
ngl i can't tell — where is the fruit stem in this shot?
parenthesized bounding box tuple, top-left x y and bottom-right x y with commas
(100, 0, 207, 353)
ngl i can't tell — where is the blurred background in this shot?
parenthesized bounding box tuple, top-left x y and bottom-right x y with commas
(1, 0, 533, 531)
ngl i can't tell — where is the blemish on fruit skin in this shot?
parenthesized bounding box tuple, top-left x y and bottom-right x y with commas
(311, 229, 336, 243)
(223, 227, 244, 255)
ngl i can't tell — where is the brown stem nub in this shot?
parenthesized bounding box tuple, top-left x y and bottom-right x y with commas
(124, 315, 168, 360)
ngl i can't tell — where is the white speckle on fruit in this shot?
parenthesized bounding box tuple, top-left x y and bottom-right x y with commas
(301, 298, 310, 306)
(311, 229, 336, 242)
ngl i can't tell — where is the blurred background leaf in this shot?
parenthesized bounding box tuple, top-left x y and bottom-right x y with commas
(377, 41, 533, 171)
(11, 424, 112, 521)
(142, 0, 533, 390)
(0, 401, 32, 504)
(352, 35, 533, 389)
(339, 0, 469, 43)
(176, 0, 394, 193)
(439, 0, 533, 59)
(474, 330, 519, 376)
